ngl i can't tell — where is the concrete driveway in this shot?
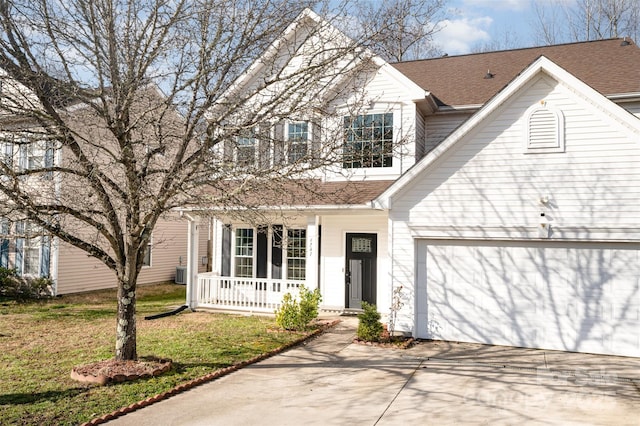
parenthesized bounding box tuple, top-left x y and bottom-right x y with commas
(107, 317, 640, 426)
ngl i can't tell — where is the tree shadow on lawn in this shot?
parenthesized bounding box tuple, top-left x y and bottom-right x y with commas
(0, 387, 88, 405)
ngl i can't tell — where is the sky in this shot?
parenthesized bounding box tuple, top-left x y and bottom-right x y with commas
(433, 0, 556, 55)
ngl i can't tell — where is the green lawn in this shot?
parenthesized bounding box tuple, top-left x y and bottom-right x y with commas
(0, 284, 306, 425)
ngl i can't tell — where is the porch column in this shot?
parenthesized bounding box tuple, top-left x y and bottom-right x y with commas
(186, 214, 201, 309)
(306, 215, 319, 290)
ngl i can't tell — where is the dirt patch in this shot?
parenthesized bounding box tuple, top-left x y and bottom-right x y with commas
(353, 335, 415, 349)
(71, 357, 172, 386)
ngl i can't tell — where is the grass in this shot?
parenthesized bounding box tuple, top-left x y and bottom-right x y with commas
(0, 283, 308, 425)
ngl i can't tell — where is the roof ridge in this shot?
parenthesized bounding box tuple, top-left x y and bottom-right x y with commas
(391, 37, 633, 65)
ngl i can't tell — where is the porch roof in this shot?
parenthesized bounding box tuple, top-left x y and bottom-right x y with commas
(187, 179, 396, 212)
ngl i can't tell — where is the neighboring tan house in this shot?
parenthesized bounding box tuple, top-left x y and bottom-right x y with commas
(180, 10, 640, 357)
(0, 83, 208, 295)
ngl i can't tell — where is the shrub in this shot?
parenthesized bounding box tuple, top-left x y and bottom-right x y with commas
(275, 285, 322, 331)
(0, 267, 53, 302)
(357, 302, 383, 342)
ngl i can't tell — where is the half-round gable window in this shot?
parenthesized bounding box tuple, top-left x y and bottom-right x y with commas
(525, 106, 564, 153)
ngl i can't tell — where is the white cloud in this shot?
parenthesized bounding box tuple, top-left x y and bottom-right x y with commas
(433, 17, 492, 55)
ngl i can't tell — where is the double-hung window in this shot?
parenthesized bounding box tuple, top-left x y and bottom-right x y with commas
(1, 140, 13, 168)
(343, 113, 393, 168)
(237, 134, 257, 166)
(0, 218, 9, 268)
(287, 122, 309, 164)
(286, 229, 306, 280)
(14, 221, 50, 277)
(234, 228, 254, 277)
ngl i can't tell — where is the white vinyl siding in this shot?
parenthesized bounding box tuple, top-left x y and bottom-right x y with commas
(393, 75, 640, 228)
(389, 74, 640, 343)
(424, 112, 472, 154)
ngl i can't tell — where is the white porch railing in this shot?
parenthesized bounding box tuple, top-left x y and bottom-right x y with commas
(196, 272, 303, 313)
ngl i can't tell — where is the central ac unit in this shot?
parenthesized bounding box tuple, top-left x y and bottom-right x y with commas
(175, 266, 187, 284)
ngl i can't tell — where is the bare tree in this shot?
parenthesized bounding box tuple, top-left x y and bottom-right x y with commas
(531, 0, 640, 45)
(350, 0, 449, 62)
(471, 28, 524, 53)
(0, 0, 376, 361)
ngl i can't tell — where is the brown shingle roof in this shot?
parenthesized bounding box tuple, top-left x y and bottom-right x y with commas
(199, 179, 395, 209)
(392, 38, 640, 107)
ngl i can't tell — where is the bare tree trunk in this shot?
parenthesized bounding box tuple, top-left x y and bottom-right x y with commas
(115, 265, 138, 360)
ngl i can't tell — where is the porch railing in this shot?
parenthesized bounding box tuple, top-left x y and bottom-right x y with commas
(196, 272, 303, 313)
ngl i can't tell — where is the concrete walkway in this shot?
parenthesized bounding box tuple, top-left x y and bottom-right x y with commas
(107, 317, 640, 425)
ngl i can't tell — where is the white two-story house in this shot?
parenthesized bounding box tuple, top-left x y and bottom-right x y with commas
(182, 10, 640, 357)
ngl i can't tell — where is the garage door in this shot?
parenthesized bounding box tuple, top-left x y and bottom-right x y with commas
(415, 240, 640, 357)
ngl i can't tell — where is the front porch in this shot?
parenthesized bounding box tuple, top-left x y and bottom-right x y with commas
(195, 273, 303, 313)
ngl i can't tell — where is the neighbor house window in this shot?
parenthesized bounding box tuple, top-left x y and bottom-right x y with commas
(287, 121, 309, 164)
(1, 141, 13, 167)
(286, 229, 306, 280)
(142, 241, 152, 267)
(234, 228, 254, 277)
(343, 113, 393, 168)
(14, 221, 50, 277)
(0, 218, 9, 268)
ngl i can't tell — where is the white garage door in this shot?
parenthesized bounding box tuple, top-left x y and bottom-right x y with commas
(415, 240, 640, 357)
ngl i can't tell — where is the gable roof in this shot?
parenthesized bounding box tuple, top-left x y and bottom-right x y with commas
(392, 38, 640, 107)
(376, 55, 640, 208)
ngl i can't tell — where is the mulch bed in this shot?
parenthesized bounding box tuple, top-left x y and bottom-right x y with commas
(71, 357, 172, 386)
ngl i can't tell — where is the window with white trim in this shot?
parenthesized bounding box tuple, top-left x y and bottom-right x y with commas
(237, 134, 257, 166)
(14, 221, 50, 277)
(287, 121, 309, 164)
(286, 229, 306, 280)
(343, 113, 393, 168)
(0, 218, 9, 269)
(525, 105, 564, 153)
(234, 228, 254, 277)
(0, 140, 13, 167)
(223, 225, 307, 281)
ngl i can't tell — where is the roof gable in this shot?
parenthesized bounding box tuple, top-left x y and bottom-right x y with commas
(376, 55, 640, 208)
(392, 38, 640, 107)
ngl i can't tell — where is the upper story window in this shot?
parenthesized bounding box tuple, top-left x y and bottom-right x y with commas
(287, 121, 309, 164)
(343, 113, 393, 168)
(1, 141, 13, 167)
(237, 133, 257, 166)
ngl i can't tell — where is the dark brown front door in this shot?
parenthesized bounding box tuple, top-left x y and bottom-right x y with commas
(345, 233, 377, 309)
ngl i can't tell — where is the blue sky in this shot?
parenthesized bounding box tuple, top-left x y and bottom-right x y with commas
(433, 0, 560, 55)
